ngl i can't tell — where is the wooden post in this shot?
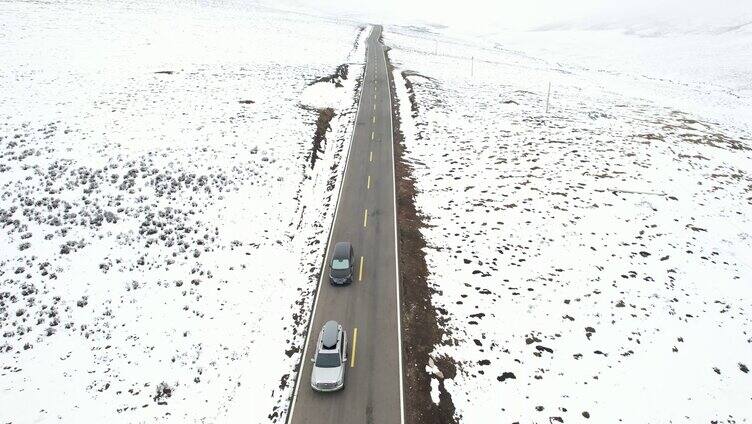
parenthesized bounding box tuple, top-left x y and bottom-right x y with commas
(545, 82, 551, 113)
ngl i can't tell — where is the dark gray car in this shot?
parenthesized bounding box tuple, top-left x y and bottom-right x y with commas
(329, 242, 354, 285)
(310, 320, 347, 392)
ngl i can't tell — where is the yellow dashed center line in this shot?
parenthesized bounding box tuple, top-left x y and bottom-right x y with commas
(372, 116, 375, 124)
(350, 328, 358, 368)
(363, 209, 368, 227)
(358, 256, 364, 281)
(371, 131, 374, 140)
(369, 151, 373, 162)
(367, 175, 371, 189)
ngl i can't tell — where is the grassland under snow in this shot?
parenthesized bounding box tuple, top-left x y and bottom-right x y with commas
(0, 1, 366, 422)
(387, 23, 752, 423)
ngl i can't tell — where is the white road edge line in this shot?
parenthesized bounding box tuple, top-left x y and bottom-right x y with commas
(286, 25, 373, 424)
(379, 29, 406, 424)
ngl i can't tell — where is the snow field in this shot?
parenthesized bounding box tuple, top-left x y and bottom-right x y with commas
(0, 1, 368, 422)
(387, 24, 752, 423)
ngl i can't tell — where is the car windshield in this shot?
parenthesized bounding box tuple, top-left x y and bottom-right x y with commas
(315, 352, 341, 368)
(331, 258, 349, 270)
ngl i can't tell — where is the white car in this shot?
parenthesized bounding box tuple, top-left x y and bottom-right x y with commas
(310, 320, 347, 392)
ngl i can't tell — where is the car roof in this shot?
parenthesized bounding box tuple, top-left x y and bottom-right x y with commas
(321, 320, 340, 349)
(332, 242, 351, 258)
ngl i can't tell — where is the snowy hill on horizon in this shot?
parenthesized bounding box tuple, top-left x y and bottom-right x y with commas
(534, 14, 752, 36)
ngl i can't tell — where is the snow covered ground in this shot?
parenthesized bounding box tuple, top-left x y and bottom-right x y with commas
(0, 0, 366, 422)
(387, 23, 752, 423)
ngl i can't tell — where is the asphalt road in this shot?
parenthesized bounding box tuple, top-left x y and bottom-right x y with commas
(287, 25, 404, 424)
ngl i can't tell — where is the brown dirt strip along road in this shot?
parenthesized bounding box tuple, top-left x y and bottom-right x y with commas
(383, 36, 458, 424)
